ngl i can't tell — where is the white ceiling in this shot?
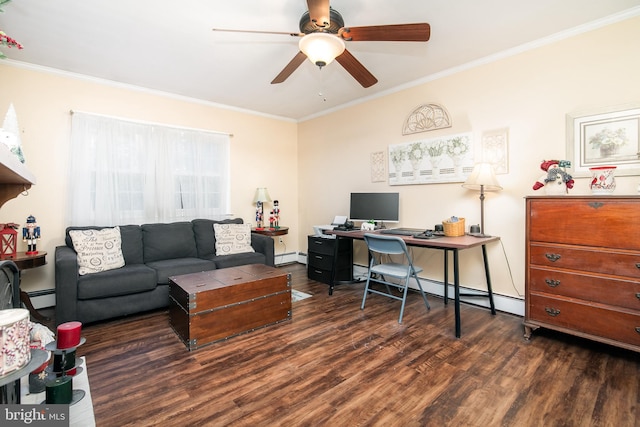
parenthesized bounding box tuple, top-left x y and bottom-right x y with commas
(2, 0, 640, 121)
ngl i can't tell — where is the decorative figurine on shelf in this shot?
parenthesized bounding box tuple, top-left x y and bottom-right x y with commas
(269, 211, 275, 228)
(272, 200, 280, 228)
(533, 160, 574, 195)
(22, 215, 40, 255)
(255, 201, 264, 229)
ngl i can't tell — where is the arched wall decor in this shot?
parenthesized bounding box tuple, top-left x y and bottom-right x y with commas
(402, 103, 452, 135)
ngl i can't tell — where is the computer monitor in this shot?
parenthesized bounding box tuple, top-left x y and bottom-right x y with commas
(349, 192, 400, 225)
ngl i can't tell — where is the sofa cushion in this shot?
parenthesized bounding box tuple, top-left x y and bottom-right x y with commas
(192, 218, 243, 258)
(146, 258, 217, 285)
(213, 223, 255, 256)
(66, 225, 144, 265)
(77, 264, 158, 300)
(69, 227, 126, 275)
(142, 222, 197, 263)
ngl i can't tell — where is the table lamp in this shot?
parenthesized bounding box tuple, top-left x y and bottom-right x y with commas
(253, 187, 271, 228)
(462, 163, 502, 237)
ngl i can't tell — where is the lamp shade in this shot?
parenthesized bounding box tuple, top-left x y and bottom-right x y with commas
(253, 187, 272, 203)
(299, 33, 345, 67)
(462, 163, 502, 192)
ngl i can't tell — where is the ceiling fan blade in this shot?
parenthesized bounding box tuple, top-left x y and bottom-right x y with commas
(271, 51, 308, 84)
(306, 0, 331, 28)
(212, 28, 304, 37)
(335, 49, 378, 88)
(339, 23, 431, 42)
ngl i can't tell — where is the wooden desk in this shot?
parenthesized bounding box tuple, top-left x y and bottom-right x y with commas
(251, 227, 289, 237)
(328, 229, 499, 338)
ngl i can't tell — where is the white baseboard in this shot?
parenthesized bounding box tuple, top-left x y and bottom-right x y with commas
(298, 254, 524, 317)
(275, 252, 299, 265)
(25, 290, 56, 310)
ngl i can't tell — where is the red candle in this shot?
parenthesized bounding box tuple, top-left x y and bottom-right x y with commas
(56, 321, 82, 349)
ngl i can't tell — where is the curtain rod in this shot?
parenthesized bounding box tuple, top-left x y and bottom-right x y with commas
(69, 109, 234, 137)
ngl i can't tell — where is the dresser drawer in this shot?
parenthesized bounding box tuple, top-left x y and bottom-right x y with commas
(528, 197, 640, 250)
(527, 293, 640, 347)
(529, 243, 640, 278)
(529, 266, 640, 311)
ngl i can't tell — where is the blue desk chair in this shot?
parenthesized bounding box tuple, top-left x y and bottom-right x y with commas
(361, 233, 430, 323)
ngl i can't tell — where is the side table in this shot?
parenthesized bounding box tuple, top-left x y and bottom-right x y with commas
(11, 251, 49, 323)
(251, 226, 289, 237)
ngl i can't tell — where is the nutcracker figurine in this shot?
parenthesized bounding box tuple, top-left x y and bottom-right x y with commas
(255, 201, 264, 229)
(272, 200, 280, 228)
(23, 215, 40, 255)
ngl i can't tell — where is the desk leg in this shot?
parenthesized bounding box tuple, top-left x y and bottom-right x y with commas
(454, 248, 461, 338)
(443, 249, 449, 305)
(481, 245, 496, 315)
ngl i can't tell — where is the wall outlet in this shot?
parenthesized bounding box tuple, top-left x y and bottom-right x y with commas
(278, 237, 284, 243)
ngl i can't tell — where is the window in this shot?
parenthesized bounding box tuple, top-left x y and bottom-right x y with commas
(68, 112, 230, 225)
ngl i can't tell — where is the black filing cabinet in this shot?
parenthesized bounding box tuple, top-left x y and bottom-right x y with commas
(307, 235, 353, 295)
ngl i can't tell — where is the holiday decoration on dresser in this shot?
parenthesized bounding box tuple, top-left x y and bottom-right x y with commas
(589, 166, 617, 194)
(532, 160, 574, 195)
(22, 215, 40, 254)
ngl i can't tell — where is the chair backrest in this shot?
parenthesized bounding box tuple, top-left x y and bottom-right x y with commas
(363, 233, 410, 257)
(0, 260, 20, 309)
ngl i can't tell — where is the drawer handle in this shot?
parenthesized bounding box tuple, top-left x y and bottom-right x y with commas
(545, 253, 561, 262)
(637, 293, 640, 300)
(314, 241, 324, 245)
(313, 269, 323, 274)
(314, 255, 324, 260)
(636, 327, 640, 334)
(588, 202, 604, 209)
(636, 263, 640, 269)
(545, 307, 561, 317)
(545, 279, 560, 288)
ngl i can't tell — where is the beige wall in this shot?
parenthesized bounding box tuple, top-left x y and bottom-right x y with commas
(0, 65, 299, 295)
(298, 16, 640, 299)
(2, 15, 638, 305)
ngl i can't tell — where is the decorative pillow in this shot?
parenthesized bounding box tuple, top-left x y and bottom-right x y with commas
(69, 227, 125, 275)
(213, 223, 255, 256)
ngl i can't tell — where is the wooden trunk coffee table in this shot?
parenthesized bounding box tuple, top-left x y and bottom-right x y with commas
(168, 264, 291, 351)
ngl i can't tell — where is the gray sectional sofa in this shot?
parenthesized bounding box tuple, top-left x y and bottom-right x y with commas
(54, 218, 274, 325)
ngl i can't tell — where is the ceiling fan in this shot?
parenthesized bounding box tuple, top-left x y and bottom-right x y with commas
(212, 0, 430, 88)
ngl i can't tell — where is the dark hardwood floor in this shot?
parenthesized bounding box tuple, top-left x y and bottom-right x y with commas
(53, 263, 638, 426)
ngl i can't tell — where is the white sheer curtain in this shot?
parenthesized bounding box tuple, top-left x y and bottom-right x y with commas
(67, 112, 230, 226)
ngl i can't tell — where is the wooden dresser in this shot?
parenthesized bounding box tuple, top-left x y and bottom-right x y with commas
(525, 196, 640, 352)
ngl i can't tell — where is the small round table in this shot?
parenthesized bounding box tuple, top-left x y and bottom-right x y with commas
(12, 251, 49, 323)
(251, 226, 289, 237)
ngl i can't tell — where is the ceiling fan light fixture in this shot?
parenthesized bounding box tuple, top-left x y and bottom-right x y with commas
(298, 33, 345, 68)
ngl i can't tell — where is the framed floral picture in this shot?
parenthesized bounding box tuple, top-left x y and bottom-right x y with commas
(388, 132, 474, 185)
(566, 104, 640, 177)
